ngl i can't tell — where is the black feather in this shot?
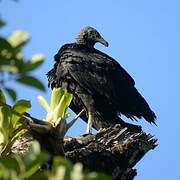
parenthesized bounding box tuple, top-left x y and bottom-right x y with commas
(47, 27, 156, 130)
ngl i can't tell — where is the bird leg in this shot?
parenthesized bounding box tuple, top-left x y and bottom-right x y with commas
(75, 89, 95, 134)
(86, 112, 94, 134)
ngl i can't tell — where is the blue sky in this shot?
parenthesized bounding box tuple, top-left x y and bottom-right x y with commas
(0, 0, 179, 179)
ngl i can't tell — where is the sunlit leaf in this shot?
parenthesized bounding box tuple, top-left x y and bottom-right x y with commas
(64, 91, 73, 112)
(71, 163, 84, 180)
(37, 96, 50, 112)
(52, 156, 73, 172)
(0, 97, 30, 156)
(53, 91, 72, 122)
(51, 166, 66, 180)
(0, 37, 23, 73)
(31, 54, 44, 62)
(4, 87, 17, 101)
(0, 89, 6, 103)
(8, 31, 30, 49)
(1, 105, 12, 130)
(22, 54, 44, 72)
(50, 88, 65, 110)
(52, 157, 72, 179)
(13, 100, 31, 115)
(0, 65, 19, 73)
(16, 75, 46, 91)
(0, 128, 5, 150)
(0, 105, 12, 150)
(0, 92, 12, 138)
(12, 99, 31, 127)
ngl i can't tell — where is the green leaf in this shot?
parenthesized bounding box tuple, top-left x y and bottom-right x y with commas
(22, 54, 44, 72)
(0, 37, 23, 73)
(50, 88, 65, 110)
(17, 75, 46, 91)
(23, 152, 49, 178)
(0, 89, 6, 103)
(0, 59, 12, 66)
(12, 99, 31, 127)
(71, 163, 84, 180)
(51, 166, 66, 180)
(13, 99, 31, 115)
(37, 96, 50, 112)
(8, 31, 30, 49)
(0, 105, 12, 152)
(0, 37, 14, 56)
(23, 141, 49, 178)
(0, 105, 12, 130)
(23, 141, 41, 166)
(4, 87, 17, 101)
(52, 156, 73, 170)
(53, 91, 72, 122)
(28, 171, 48, 180)
(0, 99, 30, 156)
(52, 157, 72, 179)
(64, 91, 73, 111)
(0, 156, 20, 173)
(0, 19, 6, 28)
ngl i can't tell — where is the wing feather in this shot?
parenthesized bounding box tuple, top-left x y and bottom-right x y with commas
(47, 43, 156, 123)
(59, 48, 133, 104)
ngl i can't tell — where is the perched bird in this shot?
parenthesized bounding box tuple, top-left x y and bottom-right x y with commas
(47, 27, 156, 133)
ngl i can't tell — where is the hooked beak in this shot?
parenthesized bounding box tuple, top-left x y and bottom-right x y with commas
(98, 37, 109, 47)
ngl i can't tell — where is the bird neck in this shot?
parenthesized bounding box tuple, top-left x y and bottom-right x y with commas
(76, 38, 95, 48)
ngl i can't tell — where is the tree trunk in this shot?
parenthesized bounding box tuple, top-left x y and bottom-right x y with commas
(12, 124, 157, 180)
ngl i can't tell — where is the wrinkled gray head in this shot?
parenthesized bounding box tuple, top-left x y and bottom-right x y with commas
(76, 26, 109, 47)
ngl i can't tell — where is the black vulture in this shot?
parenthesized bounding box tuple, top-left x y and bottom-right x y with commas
(47, 27, 156, 133)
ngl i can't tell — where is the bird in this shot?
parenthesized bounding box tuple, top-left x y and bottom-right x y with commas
(47, 26, 156, 133)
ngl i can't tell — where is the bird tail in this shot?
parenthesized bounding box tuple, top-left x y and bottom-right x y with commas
(130, 88, 157, 124)
(120, 87, 157, 124)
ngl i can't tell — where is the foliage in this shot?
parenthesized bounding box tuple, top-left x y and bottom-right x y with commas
(0, 10, 110, 180)
(0, 83, 110, 179)
(0, 87, 75, 156)
(37, 88, 79, 138)
(38, 88, 72, 125)
(0, 141, 110, 180)
(0, 18, 45, 101)
(0, 90, 31, 156)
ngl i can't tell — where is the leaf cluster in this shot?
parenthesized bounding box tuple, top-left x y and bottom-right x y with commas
(0, 141, 110, 180)
(0, 90, 31, 156)
(0, 12, 110, 180)
(0, 19, 45, 101)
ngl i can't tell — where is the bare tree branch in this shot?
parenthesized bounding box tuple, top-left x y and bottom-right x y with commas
(12, 123, 157, 180)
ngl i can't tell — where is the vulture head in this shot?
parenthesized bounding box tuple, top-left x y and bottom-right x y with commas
(76, 26, 109, 47)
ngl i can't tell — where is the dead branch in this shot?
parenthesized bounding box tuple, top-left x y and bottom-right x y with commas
(12, 124, 157, 180)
